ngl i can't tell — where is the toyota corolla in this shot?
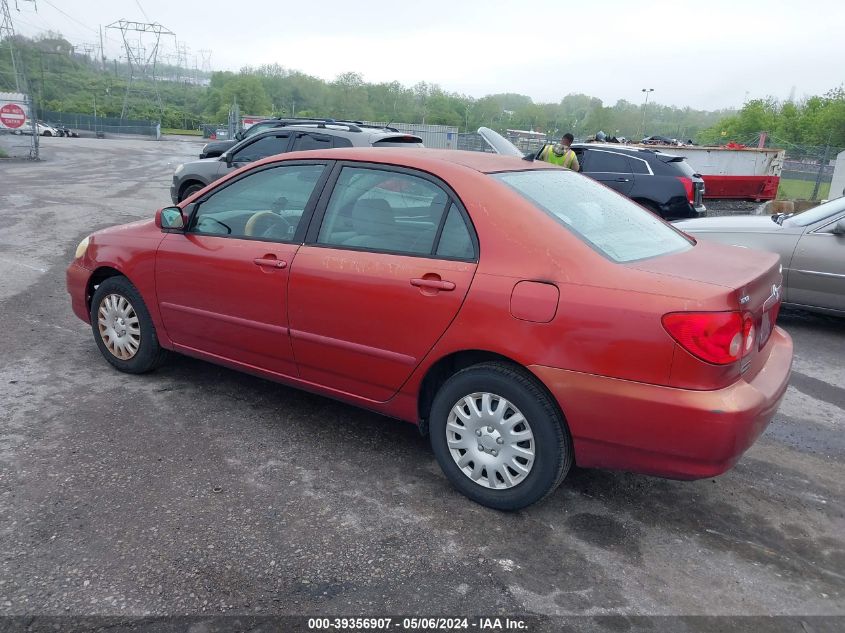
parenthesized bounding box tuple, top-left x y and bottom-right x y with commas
(67, 148, 793, 509)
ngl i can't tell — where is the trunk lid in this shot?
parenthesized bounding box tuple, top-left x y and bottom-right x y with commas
(631, 239, 783, 376)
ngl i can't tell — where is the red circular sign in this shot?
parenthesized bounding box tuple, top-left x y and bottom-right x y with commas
(0, 103, 26, 129)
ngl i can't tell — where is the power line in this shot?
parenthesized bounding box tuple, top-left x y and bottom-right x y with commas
(40, 0, 98, 34)
(134, 0, 150, 22)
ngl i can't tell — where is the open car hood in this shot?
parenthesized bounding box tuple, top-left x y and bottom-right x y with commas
(477, 127, 524, 157)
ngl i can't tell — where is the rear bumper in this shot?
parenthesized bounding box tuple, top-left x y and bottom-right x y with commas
(530, 327, 793, 479)
(661, 198, 705, 220)
(66, 261, 91, 324)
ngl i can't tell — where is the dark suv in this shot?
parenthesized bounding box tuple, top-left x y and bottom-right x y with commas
(572, 144, 706, 219)
(199, 117, 402, 159)
(172, 122, 424, 203)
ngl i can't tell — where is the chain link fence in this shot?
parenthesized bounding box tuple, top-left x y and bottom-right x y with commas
(38, 109, 160, 138)
(778, 143, 843, 201)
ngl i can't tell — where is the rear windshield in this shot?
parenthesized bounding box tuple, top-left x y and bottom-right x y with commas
(493, 170, 693, 263)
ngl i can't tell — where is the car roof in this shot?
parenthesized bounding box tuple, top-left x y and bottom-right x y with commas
(573, 142, 683, 160)
(244, 126, 421, 143)
(251, 147, 558, 174)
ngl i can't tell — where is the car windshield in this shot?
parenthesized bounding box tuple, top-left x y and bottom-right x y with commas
(493, 169, 693, 263)
(784, 197, 845, 227)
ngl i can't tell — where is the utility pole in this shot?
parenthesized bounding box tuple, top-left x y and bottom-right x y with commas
(811, 132, 833, 201)
(639, 88, 654, 141)
(99, 25, 106, 70)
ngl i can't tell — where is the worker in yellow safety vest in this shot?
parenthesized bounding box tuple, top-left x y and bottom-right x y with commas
(540, 133, 580, 171)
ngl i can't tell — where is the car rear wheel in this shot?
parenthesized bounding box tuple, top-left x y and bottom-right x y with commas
(429, 362, 573, 510)
(179, 182, 204, 202)
(42, 131, 52, 137)
(90, 276, 167, 374)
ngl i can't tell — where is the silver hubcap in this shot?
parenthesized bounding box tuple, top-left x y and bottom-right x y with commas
(446, 392, 535, 490)
(97, 293, 141, 360)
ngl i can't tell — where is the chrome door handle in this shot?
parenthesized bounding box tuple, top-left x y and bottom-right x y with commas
(253, 257, 287, 269)
(615, 177, 630, 182)
(411, 278, 455, 291)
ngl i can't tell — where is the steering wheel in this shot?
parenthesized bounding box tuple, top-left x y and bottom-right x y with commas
(244, 211, 291, 237)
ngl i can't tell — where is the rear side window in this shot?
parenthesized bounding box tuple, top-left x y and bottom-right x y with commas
(317, 167, 463, 257)
(629, 157, 651, 174)
(493, 170, 692, 263)
(292, 133, 332, 151)
(436, 204, 475, 259)
(584, 151, 631, 173)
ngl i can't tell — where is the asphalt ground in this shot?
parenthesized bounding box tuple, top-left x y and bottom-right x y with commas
(0, 138, 843, 628)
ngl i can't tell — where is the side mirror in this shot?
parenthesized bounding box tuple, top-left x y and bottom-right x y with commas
(155, 206, 185, 230)
(832, 218, 845, 235)
(222, 151, 233, 167)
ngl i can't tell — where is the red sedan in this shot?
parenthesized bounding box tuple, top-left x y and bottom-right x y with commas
(67, 148, 793, 510)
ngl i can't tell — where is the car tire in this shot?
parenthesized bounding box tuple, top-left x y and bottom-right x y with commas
(429, 362, 573, 510)
(89, 276, 168, 374)
(179, 182, 204, 202)
(42, 131, 52, 137)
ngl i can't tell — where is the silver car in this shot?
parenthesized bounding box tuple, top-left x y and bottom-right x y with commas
(171, 123, 423, 203)
(675, 198, 845, 316)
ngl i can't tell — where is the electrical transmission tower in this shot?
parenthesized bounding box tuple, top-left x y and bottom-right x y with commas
(1, 0, 37, 92)
(106, 19, 175, 120)
(175, 41, 189, 83)
(198, 49, 212, 73)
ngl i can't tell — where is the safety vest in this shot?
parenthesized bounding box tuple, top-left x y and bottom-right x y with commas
(546, 146, 577, 169)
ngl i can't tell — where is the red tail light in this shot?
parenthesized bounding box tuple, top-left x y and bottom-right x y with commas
(662, 311, 755, 365)
(677, 176, 695, 203)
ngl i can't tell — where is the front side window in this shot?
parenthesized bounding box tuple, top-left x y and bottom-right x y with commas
(231, 134, 290, 164)
(317, 167, 452, 256)
(190, 164, 325, 240)
(493, 170, 692, 263)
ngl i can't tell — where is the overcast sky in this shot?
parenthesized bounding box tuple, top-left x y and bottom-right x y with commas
(12, 0, 844, 110)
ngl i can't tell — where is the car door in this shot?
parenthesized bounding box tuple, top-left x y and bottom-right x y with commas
(225, 132, 293, 174)
(155, 161, 331, 376)
(579, 149, 635, 196)
(786, 212, 845, 311)
(287, 163, 479, 401)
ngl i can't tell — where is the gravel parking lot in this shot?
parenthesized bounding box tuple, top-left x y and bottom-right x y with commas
(1, 138, 843, 627)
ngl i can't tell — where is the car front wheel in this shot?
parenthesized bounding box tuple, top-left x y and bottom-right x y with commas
(429, 362, 573, 510)
(89, 276, 168, 374)
(179, 182, 204, 202)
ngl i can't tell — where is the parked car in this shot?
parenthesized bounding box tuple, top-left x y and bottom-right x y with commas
(572, 144, 706, 219)
(478, 128, 706, 220)
(675, 197, 845, 316)
(69, 147, 792, 509)
(200, 117, 402, 159)
(172, 123, 423, 203)
(13, 120, 59, 136)
(641, 135, 680, 145)
(48, 123, 78, 138)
